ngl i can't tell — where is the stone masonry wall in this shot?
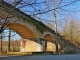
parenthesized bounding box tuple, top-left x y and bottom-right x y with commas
(60, 37, 80, 54)
(20, 39, 43, 52)
(20, 39, 61, 53)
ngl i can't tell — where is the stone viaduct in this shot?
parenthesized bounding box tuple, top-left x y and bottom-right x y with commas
(0, 0, 80, 54)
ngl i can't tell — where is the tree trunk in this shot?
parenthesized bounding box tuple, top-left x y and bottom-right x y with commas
(55, 33, 58, 54)
(8, 29, 11, 52)
(53, 0, 58, 54)
(0, 34, 2, 53)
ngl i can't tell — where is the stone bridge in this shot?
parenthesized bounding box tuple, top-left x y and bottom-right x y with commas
(0, 0, 80, 54)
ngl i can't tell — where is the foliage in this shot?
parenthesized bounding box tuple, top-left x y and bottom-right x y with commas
(1, 40, 20, 53)
(22, 15, 48, 33)
(64, 48, 80, 54)
(61, 19, 80, 48)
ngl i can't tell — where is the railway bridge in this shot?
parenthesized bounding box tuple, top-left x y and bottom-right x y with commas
(0, 0, 80, 53)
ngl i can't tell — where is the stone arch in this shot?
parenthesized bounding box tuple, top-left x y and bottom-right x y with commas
(42, 32, 54, 41)
(0, 18, 44, 52)
(8, 23, 37, 38)
(42, 32, 56, 52)
(0, 18, 40, 38)
(43, 34, 53, 41)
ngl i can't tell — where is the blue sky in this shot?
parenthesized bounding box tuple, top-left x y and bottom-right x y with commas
(3, 0, 80, 40)
(4, 0, 80, 21)
(2, 29, 21, 41)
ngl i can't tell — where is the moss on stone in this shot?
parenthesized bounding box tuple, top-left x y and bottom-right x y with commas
(22, 16, 48, 33)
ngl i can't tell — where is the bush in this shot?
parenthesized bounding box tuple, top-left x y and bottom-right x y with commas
(64, 48, 76, 54)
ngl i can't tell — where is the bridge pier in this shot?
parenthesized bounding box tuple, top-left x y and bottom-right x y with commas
(20, 38, 47, 52)
(38, 38, 47, 52)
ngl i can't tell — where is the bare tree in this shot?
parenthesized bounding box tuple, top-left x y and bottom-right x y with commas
(61, 19, 80, 45)
(43, 0, 80, 54)
(0, 0, 20, 53)
(3, 0, 80, 54)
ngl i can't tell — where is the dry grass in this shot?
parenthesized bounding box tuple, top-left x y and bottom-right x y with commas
(0, 52, 2, 54)
(0, 40, 20, 53)
(7, 52, 32, 55)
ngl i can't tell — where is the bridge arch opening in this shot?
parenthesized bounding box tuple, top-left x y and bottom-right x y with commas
(43, 34, 56, 52)
(0, 17, 43, 52)
(1, 22, 43, 52)
(8, 23, 37, 39)
(43, 34, 53, 41)
(0, 17, 40, 39)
